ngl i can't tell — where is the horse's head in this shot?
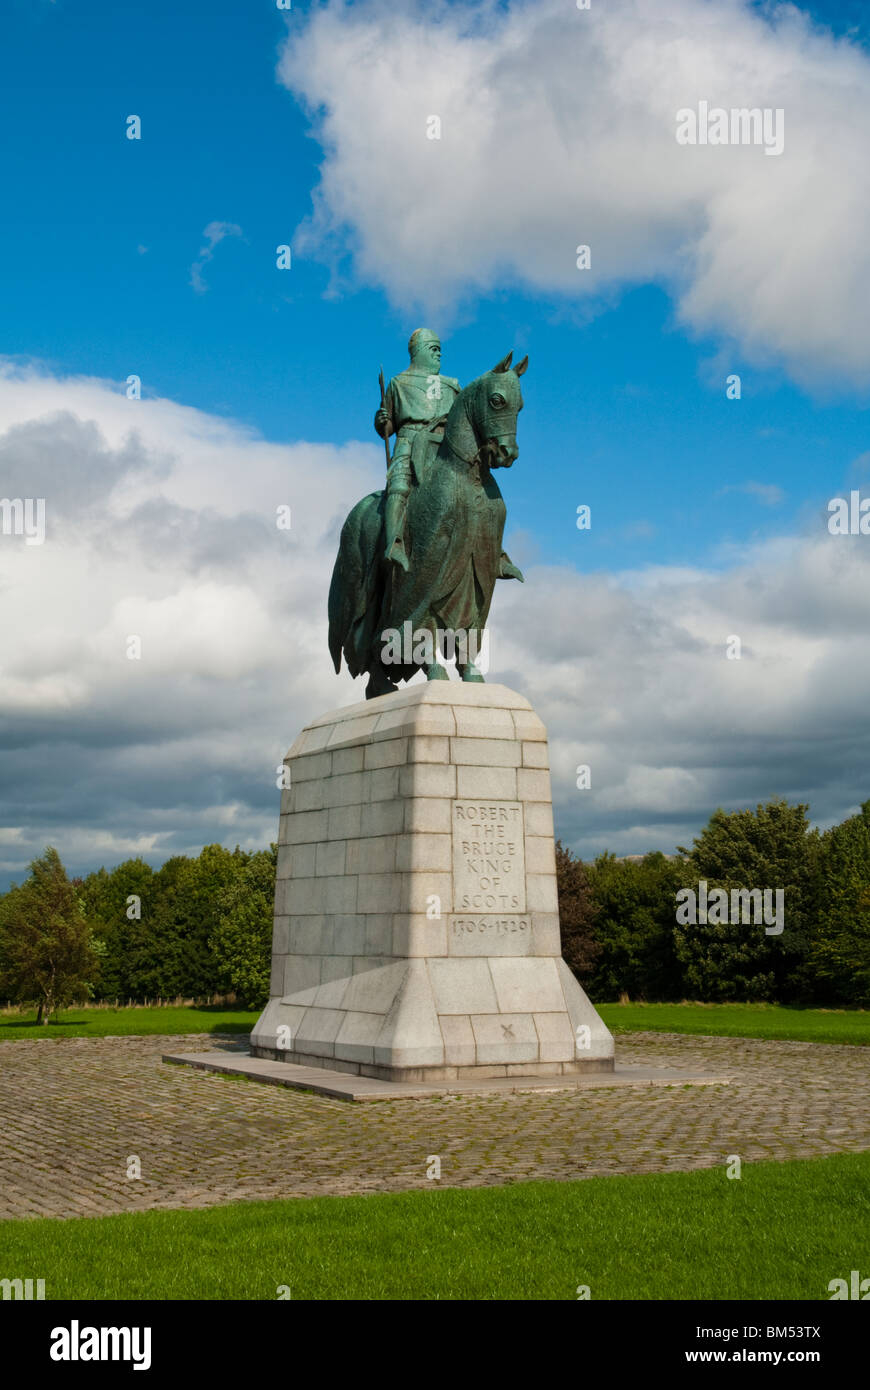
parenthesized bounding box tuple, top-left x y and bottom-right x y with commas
(444, 351, 528, 470)
(471, 350, 528, 468)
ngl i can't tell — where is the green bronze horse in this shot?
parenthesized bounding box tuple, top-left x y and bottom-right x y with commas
(328, 351, 528, 699)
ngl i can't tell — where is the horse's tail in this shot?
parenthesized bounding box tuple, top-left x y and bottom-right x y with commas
(327, 491, 383, 676)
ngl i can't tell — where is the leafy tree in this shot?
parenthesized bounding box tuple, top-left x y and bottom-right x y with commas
(0, 847, 99, 1021)
(132, 845, 247, 999)
(77, 858, 154, 999)
(808, 801, 870, 1006)
(210, 845, 277, 1008)
(555, 841, 600, 981)
(673, 799, 818, 1002)
(585, 851, 686, 1001)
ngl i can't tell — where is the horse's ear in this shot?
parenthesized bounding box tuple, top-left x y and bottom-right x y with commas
(491, 350, 513, 373)
(514, 354, 528, 377)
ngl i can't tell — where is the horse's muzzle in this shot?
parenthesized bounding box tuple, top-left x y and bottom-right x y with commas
(487, 437, 518, 468)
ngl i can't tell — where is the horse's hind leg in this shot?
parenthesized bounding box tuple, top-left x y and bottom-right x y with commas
(366, 664, 399, 700)
(457, 627, 486, 682)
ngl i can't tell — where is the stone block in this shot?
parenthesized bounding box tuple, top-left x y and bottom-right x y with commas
(281, 955, 321, 1006)
(313, 959, 352, 1009)
(292, 780, 327, 813)
(531, 912, 561, 956)
(517, 768, 551, 802)
(276, 842, 315, 879)
(342, 960, 408, 1015)
(272, 915, 291, 955)
(296, 1007, 344, 1058)
(522, 741, 550, 769)
(453, 705, 516, 739)
(331, 746, 365, 776)
(403, 871, 452, 914)
(290, 915, 331, 956)
(534, 1012, 576, 1063)
(364, 738, 408, 770)
(287, 751, 332, 783)
(323, 771, 365, 808)
(283, 876, 326, 915)
(395, 913, 447, 958)
(396, 832, 452, 872)
(365, 913, 394, 955)
(523, 801, 555, 838)
(456, 765, 517, 799)
(369, 767, 400, 801)
(489, 957, 564, 1013)
(283, 810, 329, 845)
(440, 1014, 476, 1066)
(511, 709, 546, 742)
(334, 1010, 383, 1064)
(315, 840, 346, 877)
(405, 798, 451, 833)
(399, 762, 456, 798)
(526, 874, 559, 913)
(525, 836, 556, 874)
(328, 805, 362, 841)
(357, 873, 402, 914)
(407, 735, 450, 763)
(361, 801, 405, 836)
(331, 915, 367, 956)
(471, 1012, 538, 1065)
(450, 736, 521, 767)
(429, 959, 498, 1015)
(346, 835, 397, 875)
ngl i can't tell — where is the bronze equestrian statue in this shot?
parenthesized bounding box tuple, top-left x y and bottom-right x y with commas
(328, 332, 527, 698)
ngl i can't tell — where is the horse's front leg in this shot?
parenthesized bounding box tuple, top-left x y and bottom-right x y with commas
(420, 618, 449, 681)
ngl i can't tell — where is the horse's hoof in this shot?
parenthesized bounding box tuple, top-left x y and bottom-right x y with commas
(426, 664, 450, 681)
(459, 665, 485, 683)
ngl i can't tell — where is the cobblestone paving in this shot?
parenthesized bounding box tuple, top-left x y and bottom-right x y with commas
(1, 1032, 867, 1221)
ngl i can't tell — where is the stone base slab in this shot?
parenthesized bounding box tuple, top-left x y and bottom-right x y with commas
(165, 1049, 731, 1103)
(247, 1041, 613, 1083)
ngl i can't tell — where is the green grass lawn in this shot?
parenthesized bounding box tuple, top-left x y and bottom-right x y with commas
(0, 1003, 259, 1041)
(2, 1153, 867, 1300)
(598, 1001, 870, 1046)
(2, 1000, 867, 1045)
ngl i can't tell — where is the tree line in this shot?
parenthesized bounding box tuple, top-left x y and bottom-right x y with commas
(1, 796, 868, 1019)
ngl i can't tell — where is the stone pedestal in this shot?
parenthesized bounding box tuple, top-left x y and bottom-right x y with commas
(251, 683, 614, 1081)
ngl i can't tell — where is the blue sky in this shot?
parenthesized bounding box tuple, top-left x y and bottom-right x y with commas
(2, 0, 870, 882)
(2, 0, 867, 574)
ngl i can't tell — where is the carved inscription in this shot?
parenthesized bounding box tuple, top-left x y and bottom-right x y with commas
(452, 800, 526, 912)
(449, 913, 532, 956)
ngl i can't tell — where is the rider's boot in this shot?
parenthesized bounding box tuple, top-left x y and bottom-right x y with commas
(384, 491, 410, 572)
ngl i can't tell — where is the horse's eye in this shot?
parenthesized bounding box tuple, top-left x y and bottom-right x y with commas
(490, 393, 506, 408)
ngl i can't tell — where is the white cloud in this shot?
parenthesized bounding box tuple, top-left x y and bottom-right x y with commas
(279, 0, 870, 389)
(189, 220, 244, 294)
